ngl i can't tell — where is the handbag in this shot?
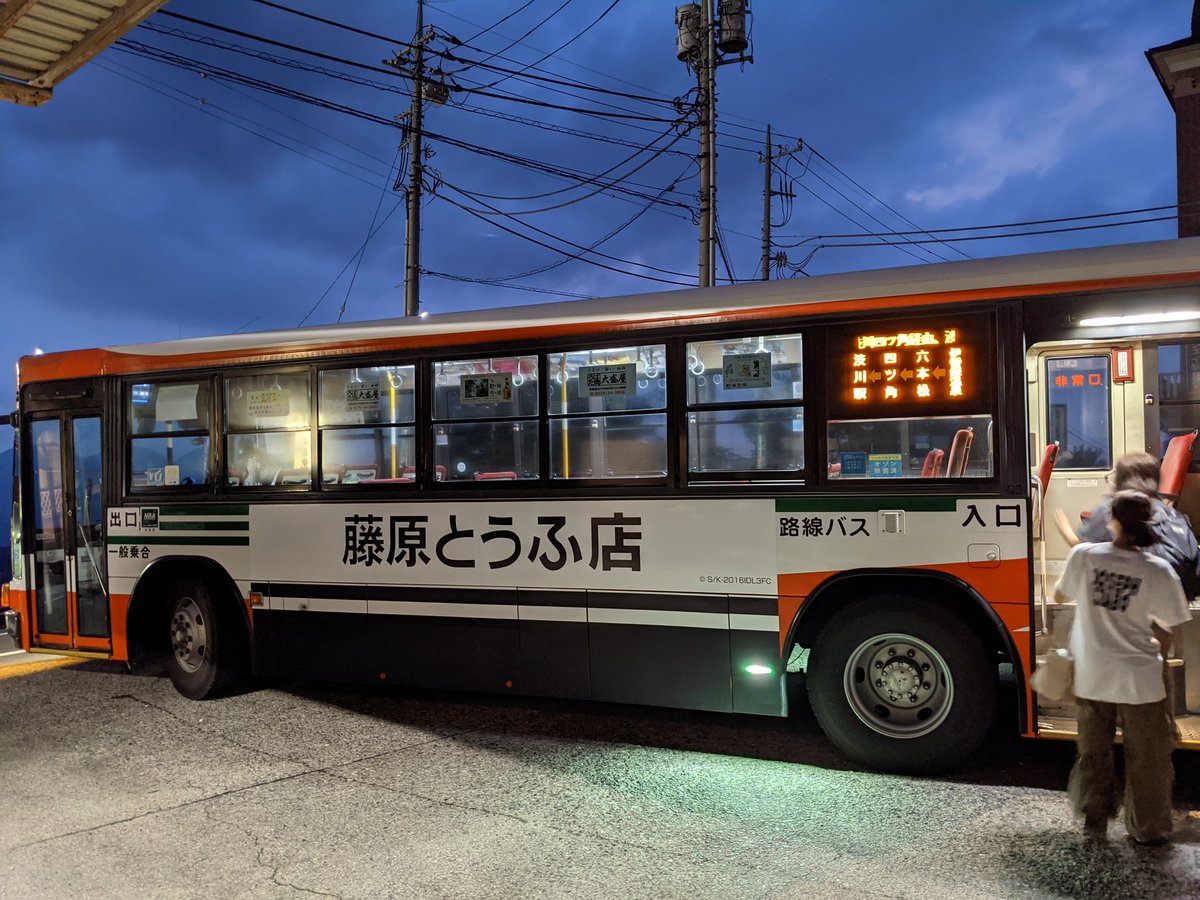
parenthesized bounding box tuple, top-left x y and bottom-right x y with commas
(1031, 647, 1074, 701)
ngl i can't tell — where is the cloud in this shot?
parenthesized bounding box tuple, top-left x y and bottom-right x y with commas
(905, 51, 1151, 211)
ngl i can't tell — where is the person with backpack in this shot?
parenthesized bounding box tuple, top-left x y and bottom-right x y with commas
(1055, 451, 1200, 600)
(1054, 490, 1192, 843)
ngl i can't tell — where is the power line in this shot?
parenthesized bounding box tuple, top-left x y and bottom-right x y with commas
(94, 57, 389, 189)
(154, 9, 681, 122)
(339, 146, 403, 323)
(447, 124, 690, 214)
(802, 215, 1176, 253)
(421, 271, 596, 300)
(438, 186, 696, 287)
(298, 202, 405, 327)
(774, 205, 1181, 247)
(475, 0, 623, 91)
(116, 39, 692, 215)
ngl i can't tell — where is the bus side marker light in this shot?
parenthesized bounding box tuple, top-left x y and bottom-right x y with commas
(248, 591, 263, 607)
(745, 664, 774, 676)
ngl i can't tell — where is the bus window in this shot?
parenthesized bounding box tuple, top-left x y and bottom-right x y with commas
(1157, 341, 1200, 455)
(127, 380, 211, 489)
(548, 344, 667, 479)
(827, 413, 993, 479)
(432, 356, 539, 482)
(686, 333, 804, 475)
(1046, 356, 1111, 471)
(224, 371, 312, 487)
(319, 366, 416, 484)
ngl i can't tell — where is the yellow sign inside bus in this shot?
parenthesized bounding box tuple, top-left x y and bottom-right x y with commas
(831, 315, 988, 417)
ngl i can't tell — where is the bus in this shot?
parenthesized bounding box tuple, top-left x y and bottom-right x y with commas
(5, 236, 1200, 774)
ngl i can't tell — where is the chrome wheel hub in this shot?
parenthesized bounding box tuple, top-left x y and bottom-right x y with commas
(843, 632, 953, 739)
(171, 597, 207, 674)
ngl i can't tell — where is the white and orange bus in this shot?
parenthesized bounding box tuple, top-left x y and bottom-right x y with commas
(5, 236, 1200, 772)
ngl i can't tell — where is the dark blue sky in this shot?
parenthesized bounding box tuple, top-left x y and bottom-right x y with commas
(0, 0, 1192, 414)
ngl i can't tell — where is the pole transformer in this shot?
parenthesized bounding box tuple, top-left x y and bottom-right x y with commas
(675, 1, 751, 288)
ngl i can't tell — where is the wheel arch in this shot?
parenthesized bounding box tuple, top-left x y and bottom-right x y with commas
(126, 556, 249, 667)
(784, 568, 1023, 683)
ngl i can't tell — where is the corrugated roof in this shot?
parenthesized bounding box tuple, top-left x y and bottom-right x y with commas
(0, 0, 166, 106)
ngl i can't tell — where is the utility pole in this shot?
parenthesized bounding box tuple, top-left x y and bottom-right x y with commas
(402, 0, 426, 317)
(759, 127, 802, 280)
(697, 0, 716, 289)
(675, 2, 751, 288)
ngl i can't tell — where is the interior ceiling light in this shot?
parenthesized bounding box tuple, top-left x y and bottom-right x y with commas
(1078, 310, 1200, 327)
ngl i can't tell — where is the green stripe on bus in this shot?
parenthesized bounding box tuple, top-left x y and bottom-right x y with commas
(158, 521, 251, 532)
(156, 504, 250, 517)
(108, 536, 249, 546)
(775, 497, 960, 513)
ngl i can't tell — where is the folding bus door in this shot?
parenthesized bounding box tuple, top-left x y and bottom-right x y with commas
(27, 411, 109, 652)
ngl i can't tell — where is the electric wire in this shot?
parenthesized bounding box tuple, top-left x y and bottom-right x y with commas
(438, 185, 697, 286)
(773, 204, 1181, 246)
(94, 57, 389, 189)
(476, 0, 622, 91)
(155, 9, 681, 123)
(339, 145, 403, 323)
(297, 202, 405, 327)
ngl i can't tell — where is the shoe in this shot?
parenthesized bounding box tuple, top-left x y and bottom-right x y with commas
(1083, 814, 1108, 837)
(1130, 833, 1170, 846)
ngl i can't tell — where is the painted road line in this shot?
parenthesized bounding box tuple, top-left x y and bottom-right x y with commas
(0, 658, 83, 680)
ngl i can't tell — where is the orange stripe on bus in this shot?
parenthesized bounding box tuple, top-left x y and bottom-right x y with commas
(20, 269, 1200, 385)
(776, 558, 1031, 649)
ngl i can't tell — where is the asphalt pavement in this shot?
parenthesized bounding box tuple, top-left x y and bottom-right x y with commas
(2, 662, 1199, 898)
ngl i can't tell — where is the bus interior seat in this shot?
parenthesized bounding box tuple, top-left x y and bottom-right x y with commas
(322, 466, 343, 485)
(945, 428, 974, 478)
(475, 471, 518, 481)
(921, 448, 944, 478)
(274, 468, 311, 485)
(1160, 430, 1198, 506)
(227, 468, 246, 486)
(1036, 441, 1060, 501)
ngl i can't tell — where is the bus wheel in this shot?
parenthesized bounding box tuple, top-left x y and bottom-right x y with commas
(166, 578, 240, 700)
(807, 595, 996, 774)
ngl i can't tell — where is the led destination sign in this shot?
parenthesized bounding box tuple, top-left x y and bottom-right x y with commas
(830, 314, 991, 417)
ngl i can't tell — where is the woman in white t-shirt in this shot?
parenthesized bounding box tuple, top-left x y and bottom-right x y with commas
(1054, 489, 1192, 844)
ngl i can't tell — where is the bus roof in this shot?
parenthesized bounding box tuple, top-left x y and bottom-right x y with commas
(19, 236, 1200, 385)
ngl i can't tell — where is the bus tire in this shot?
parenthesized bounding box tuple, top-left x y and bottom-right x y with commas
(806, 594, 996, 774)
(166, 577, 242, 700)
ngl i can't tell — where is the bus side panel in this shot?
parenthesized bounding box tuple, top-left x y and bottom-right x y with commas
(515, 589, 590, 700)
(587, 591, 733, 713)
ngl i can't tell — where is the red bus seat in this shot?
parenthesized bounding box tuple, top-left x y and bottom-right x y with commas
(1159, 430, 1197, 504)
(1035, 441, 1059, 501)
(475, 471, 518, 481)
(945, 428, 973, 478)
(921, 449, 944, 478)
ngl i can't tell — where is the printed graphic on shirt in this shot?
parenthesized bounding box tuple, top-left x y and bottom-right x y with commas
(1091, 568, 1142, 612)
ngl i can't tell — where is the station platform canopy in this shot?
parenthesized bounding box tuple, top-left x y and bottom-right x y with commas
(0, 0, 167, 106)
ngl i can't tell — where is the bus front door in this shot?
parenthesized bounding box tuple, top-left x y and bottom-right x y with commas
(28, 414, 109, 653)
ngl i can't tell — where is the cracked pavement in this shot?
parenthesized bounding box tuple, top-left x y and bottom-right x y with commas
(3, 661, 1200, 898)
